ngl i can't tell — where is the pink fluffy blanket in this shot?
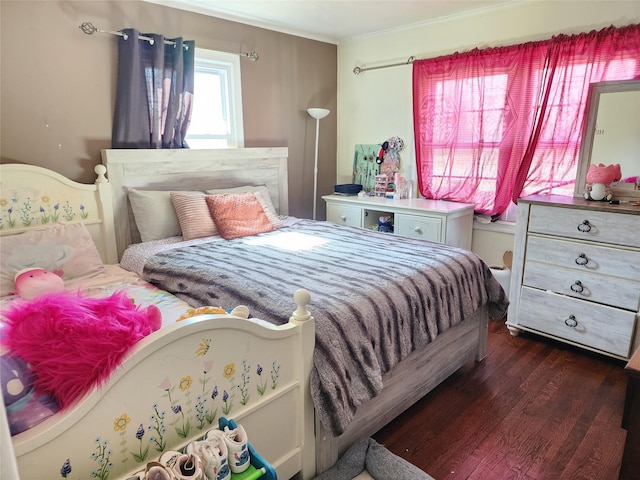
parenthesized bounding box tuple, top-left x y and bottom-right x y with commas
(3, 291, 161, 408)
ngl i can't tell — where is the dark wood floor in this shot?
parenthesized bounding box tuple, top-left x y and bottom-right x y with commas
(373, 319, 629, 480)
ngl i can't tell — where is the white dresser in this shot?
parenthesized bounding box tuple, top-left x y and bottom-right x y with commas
(507, 194, 640, 360)
(322, 194, 474, 249)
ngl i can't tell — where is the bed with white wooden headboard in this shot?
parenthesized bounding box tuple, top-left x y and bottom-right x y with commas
(101, 147, 509, 476)
(0, 161, 315, 480)
(104, 147, 289, 260)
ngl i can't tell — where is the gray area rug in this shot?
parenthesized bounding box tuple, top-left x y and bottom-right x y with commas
(314, 438, 435, 480)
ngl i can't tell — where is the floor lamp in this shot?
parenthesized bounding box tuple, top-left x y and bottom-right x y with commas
(307, 107, 330, 220)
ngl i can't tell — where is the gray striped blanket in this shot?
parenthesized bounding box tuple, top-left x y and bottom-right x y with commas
(141, 220, 509, 435)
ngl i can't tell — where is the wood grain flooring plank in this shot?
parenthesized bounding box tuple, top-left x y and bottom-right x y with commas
(440, 346, 574, 478)
(373, 321, 628, 480)
(527, 356, 625, 478)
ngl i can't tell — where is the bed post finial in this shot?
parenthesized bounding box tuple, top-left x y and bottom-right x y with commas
(291, 289, 311, 322)
(94, 164, 108, 183)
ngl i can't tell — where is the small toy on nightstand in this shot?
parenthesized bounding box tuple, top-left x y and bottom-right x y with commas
(583, 163, 621, 201)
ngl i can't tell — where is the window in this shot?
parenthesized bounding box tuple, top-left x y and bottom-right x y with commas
(186, 48, 244, 148)
(426, 74, 512, 210)
(413, 25, 640, 217)
(413, 42, 550, 217)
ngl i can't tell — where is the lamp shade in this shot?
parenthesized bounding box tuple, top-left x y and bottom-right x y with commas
(307, 108, 330, 120)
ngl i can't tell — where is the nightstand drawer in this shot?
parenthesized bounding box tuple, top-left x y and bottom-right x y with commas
(394, 213, 441, 242)
(526, 236, 640, 283)
(529, 205, 640, 248)
(326, 203, 361, 227)
(523, 262, 640, 311)
(518, 287, 636, 357)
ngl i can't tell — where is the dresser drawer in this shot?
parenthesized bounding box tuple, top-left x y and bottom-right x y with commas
(526, 236, 640, 283)
(326, 204, 361, 227)
(394, 213, 442, 242)
(529, 204, 640, 248)
(523, 262, 640, 311)
(518, 287, 636, 357)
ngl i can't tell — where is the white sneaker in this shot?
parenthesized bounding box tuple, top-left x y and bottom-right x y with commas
(167, 453, 204, 480)
(145, 461, 176, 480)
(158, 450, 183, 468)
(222, 425, 250, 473)
(158, 450, 205, 480)
(186, 436, 231, 480)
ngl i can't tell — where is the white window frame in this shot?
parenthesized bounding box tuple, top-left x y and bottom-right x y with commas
(187, 48, 244, 148)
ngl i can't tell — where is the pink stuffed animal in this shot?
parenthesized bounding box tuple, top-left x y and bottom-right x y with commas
(14, 268, 65, 300)
(584, 163, 622, 201)
(4, 288, 162, 408)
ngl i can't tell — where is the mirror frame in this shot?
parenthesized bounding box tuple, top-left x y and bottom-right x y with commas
(574, 79, 640, 200)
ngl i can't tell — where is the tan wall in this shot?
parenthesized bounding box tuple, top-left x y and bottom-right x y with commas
(0, 0, 337, 220)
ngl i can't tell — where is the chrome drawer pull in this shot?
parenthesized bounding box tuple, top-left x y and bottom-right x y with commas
(575, 253, 589, 266)
(564, 315, 578, 328)
(340, 215, 347, 221)
(577, 220, 592, 232)
(570, 281, 584, 293)
(413, 227, 422, 234)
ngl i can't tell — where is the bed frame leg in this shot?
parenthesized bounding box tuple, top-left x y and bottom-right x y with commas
(475, 309, 489, 361)
(314, 420, 339, 476)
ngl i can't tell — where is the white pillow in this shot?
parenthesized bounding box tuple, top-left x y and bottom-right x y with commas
(206, 186, 278, 216)
(0, 223, 106, 297)
(128, 189, 193, 242)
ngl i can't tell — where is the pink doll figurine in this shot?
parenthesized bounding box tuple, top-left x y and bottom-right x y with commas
(584, 163, 622, 201)
(14, 268, 65, 301)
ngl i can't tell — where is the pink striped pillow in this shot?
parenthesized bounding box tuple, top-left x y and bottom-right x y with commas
(205, 192, 283, 240)
(170, 192, 218, 240)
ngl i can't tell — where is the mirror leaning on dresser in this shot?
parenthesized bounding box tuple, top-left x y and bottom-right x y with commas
(574, 79, 640, 202)
(507, 79, 640, 361)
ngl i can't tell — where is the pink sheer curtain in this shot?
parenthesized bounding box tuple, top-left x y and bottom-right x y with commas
(413, 24, 640, 217)
(514, 25, 640, 203)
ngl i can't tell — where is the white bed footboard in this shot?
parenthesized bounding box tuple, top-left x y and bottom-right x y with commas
(10, 290, 316, 480)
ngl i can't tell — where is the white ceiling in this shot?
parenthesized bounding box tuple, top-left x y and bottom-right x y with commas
(147, 0, 517, 43)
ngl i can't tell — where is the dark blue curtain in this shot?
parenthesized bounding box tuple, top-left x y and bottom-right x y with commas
(112, 29, 195, 149)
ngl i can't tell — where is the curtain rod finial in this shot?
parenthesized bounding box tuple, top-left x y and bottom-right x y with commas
(80, 22, 97, 35)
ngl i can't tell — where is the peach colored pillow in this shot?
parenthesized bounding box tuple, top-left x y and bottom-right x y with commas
(170, 192, 218, 240)
(205, 185, 278, 215)
(205, 192, 283, 240)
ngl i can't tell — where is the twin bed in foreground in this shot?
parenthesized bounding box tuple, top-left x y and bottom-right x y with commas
(0, 148, 508, 480)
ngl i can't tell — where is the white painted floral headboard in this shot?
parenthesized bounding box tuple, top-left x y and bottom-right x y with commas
(0, 164, 118, 264)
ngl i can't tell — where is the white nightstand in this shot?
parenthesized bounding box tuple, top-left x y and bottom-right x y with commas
(322, 194, 474, 249)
